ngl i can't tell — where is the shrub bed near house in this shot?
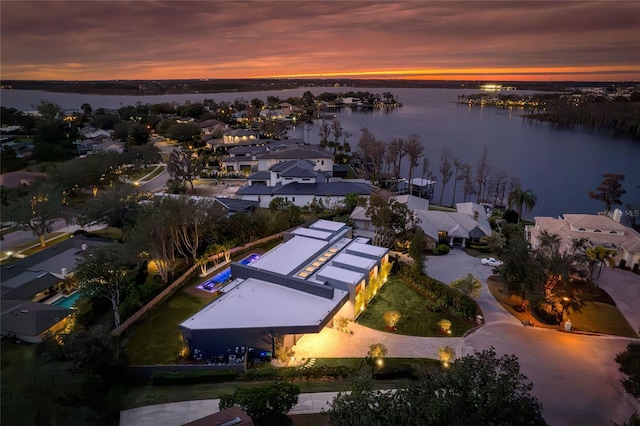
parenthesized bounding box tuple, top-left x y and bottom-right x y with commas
(396, 264, 477, 321)
(244, 365, 353, 381)
(432, 243, 451, 255)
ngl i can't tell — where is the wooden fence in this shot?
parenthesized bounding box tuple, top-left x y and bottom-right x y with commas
(111, 232, 284, 337)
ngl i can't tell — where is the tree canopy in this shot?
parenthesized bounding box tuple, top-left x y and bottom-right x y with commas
(328, 348, 547, 426)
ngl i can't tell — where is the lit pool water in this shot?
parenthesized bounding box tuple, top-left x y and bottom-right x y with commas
(52, 292, 82, 308)
(199, 253, 260, 292)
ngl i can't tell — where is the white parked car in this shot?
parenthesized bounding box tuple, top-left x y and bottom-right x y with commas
(481, 257, 503, 267)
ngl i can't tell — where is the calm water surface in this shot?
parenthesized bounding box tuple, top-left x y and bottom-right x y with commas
(2, 87, 638, 217)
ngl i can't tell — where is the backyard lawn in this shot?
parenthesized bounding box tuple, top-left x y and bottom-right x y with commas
(124, 290, 215, 365)
(356, 276, 475, 337)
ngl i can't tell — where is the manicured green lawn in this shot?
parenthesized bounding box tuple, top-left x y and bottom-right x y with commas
(569, 302, 638, 338)
(356, 276, 474, 337)
(124, 290, 216, 365)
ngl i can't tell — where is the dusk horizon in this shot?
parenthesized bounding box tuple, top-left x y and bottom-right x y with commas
(2, 1, 638, 82)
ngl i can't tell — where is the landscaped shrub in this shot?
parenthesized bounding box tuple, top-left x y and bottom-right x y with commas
(151, 369, 239, 386)
(434, 244, 450, 255)
(396, 264, 478, 321)
(219, 380, 300, 425)
(244, 365, 353, 381)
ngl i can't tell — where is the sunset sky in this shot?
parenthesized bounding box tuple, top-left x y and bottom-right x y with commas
(1, 1, 638, 82)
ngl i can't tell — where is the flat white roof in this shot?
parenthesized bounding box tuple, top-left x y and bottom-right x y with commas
(181, 278, 347, 330)
(316, 265, 364, 285)
(346, 241, 388, 258)
(250, 235, 329, 275)
(331, 252, 376, 271)
(310, 219, 345, 232)
(291, 227, 333, 240)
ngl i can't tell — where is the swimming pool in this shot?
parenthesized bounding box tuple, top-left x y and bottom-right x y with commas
(52, 292, 82, 308)
(198, 253, 260, 292)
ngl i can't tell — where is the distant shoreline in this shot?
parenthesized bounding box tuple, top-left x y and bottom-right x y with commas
(2, 78, 631, 96)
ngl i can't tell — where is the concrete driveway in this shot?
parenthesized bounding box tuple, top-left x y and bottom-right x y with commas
(426, 248, 520, 324)
(597, 267, 640, 334)
(460, 323, 639, 426)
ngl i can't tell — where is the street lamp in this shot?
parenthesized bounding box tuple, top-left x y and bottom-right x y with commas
(561, 297, 570, 322)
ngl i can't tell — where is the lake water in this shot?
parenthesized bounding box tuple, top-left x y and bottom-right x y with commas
(2, 87, 638, 218)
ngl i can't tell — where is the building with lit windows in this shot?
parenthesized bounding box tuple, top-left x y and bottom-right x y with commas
(179, 219, 390, 362)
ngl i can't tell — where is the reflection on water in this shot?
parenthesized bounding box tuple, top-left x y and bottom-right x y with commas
(2, 88, 638, 217)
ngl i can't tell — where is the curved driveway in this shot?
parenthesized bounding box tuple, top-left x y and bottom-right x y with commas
(294, 248, 640, 425)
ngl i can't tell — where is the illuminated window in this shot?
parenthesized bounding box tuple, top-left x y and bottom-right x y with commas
(328, 248, 338, 253)
(312, 261, 322, 267)
(298, 271, 309, 278)
(318, 256, 328, 262)
(305, 266, 316, 273)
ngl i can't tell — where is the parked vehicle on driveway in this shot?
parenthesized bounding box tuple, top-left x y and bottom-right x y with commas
(481, 257, 503, 267)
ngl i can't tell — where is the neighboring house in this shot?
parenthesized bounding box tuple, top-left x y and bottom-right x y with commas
(255, 146, 333, 174)
(1, 141, 35, 158)
(199, 119, 228, 143)
(212, 197, 258, 216)
(0, 235, 111, 342)
(350, 195, 490, 248)
(527, 210, 640, 273)
(222, 129, 261, 144)
(219, 145, 268, 173)
(78, 124, 111, 140)
(277, 102, 302, 115)
(179, 219, 390, 361)
(237, 149, 370, 208)
(76, 138, 125, 154)
(259, 109, 288, 121)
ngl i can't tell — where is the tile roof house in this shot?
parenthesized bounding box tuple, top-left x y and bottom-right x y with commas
(222, 129, 261, 144)
(0, 236, 112, 342)
(236, 148, 371, 208)
(179, 220, 390, 361)
(527, 210, 640, 272)
(350, 194, 490, 248)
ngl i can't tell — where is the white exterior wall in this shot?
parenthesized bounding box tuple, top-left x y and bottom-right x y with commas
(239, 193, 352, 209)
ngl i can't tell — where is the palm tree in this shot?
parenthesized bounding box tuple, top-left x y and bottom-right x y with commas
(508, 189, 537, 223)
(585, 245, 616, 281)
(451, 273, 483, 298)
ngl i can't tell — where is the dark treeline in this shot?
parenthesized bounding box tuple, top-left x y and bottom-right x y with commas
(3, 79, 633, 95)
(461, 91, 640, 140)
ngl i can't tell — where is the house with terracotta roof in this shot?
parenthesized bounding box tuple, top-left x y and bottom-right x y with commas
(527, 210, 640, 273)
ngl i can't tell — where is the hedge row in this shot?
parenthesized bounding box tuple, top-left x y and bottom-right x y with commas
(151, 369, 239, 386)
(244, 365, 353, 381)
(396, 264, 477, 321)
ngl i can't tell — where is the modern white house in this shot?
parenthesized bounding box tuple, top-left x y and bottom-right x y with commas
(527, 210, 640, 272)
(179, 219, 390, 361)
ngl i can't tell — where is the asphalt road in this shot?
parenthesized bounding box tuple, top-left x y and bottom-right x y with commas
(427, 249, 640, 425)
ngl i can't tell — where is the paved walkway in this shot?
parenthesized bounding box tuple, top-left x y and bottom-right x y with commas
(120, 392, 338, 426)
